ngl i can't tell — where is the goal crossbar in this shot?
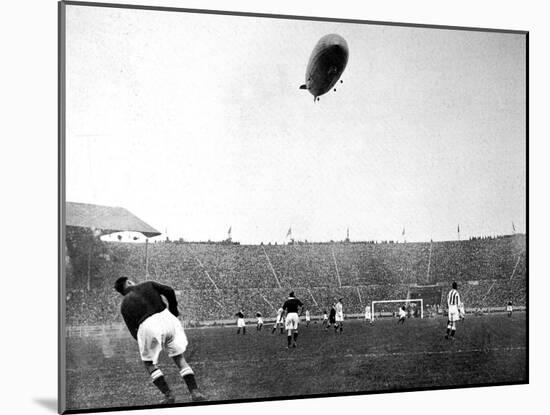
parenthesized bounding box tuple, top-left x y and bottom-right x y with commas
(371, 299, 423, 320)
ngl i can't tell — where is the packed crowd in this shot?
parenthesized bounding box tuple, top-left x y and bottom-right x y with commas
(65, 234, 526, 325)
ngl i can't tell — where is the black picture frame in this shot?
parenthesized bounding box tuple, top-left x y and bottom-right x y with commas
(59, 2, 528, 413)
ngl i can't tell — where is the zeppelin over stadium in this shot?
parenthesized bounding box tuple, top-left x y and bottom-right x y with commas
(300, 34, 349, 102)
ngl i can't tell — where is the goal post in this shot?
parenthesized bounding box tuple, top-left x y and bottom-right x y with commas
(371, 299, 423, 320)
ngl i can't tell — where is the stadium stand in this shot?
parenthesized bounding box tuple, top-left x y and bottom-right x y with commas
(65, 234, 526, 325)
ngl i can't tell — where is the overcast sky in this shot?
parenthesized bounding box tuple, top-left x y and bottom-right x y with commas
(65, 4, 526, 244)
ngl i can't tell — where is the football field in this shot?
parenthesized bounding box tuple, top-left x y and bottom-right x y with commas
(65, 312, 527, 412)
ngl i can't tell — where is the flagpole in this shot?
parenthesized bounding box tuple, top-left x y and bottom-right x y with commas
(145, 238, 149, 280)
(426, 240, 432, 283)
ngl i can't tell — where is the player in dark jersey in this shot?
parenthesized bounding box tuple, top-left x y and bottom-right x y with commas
(282, 291, 304, 348)
(328, 303, 336, 329)
(321, 310, 329, 330)
(114, 277, 205, 403)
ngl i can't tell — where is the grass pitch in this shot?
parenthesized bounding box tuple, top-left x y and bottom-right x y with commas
(65, 312, 526, 411)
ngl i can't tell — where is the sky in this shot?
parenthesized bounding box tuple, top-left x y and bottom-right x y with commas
(65, 4, 526, 244)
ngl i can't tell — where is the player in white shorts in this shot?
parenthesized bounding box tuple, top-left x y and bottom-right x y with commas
(446, 282, 461, 340)
(114, 277, 205, 403)
(138, 308, 189, 362)
(282, 291, 304, 348)
(334, 299, 344, 333)
(272, 307, 285, 334)
(397, 306, 407, 324)
(506, 301, 513, 317)
(305, 309, 311, 327)
(364, 304, 372, 324)
(256, 312, 264, 331)
(235, 309, 246, 335)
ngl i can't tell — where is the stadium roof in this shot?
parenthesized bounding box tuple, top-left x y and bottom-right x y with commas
(66, 202, 161, 238)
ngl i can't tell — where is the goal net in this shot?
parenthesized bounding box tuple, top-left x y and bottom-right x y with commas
(371, 299, 423, 321)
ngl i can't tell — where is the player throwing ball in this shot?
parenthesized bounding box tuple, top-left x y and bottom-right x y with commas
(282, 291, 304, 348)
(114, 277, 205, 404)
(445, 281, 462, 340)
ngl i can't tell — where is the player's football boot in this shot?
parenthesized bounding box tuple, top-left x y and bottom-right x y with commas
(191, 390, 207, 401)
(161, 393, 176, 404)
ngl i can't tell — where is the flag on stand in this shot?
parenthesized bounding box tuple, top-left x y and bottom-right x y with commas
(512, 222, 516, 233)
(286, 227, 292, 238)
(228, 226, 232, 237)
(402, 227, 405, 236)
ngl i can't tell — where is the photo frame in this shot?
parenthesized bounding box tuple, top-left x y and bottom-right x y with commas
(59, 1, 528, 413)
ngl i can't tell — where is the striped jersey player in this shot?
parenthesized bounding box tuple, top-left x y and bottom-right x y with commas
(445, 281, 462, 340)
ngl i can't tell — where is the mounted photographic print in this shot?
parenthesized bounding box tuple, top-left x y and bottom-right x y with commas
(59, 1, 528, 413)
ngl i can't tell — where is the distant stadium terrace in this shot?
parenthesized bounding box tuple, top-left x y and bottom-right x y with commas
(65, 225, 526, 326)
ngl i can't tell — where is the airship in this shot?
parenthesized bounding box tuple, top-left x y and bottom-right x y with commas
(300, 34, 349, 102)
